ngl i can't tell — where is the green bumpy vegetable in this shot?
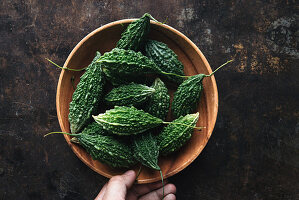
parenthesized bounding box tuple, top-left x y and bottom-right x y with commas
(132, 131, 165, 197)
(80, 122, 107, 136)
(92, 106, 164, 136)
(144, 40, 185, 84)
(102, 70, 146, 86)
(97, 48, 184, 84)
(157, 112, 199, 155)
(116, 13, 151, 51)
(171, 74, 204, 119)
(171, 60, 233, 119)
(97, 48, 163, 77)
(105, 83, 155, 106)
(71, 132, 136, 168)
(132, 132, 160, 170)
(144, 78, 170, 121)
(68, 51, 105, 133)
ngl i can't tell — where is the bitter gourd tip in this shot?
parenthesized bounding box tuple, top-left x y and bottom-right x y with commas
(70, 137, 80, 144)
(162, 112, 202, 130)
(92, 114, 99, 121)
(143, 13, 152, 18)
(191, 112, 200, 118)
(145, 14, 162, 25)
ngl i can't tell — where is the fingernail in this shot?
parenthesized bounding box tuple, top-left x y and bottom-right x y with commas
(124, 170, 135, 176)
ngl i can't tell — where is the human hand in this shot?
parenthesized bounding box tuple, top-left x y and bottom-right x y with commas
(95, 170, 176, 200)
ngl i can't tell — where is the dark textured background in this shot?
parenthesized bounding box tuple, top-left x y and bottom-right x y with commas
(0, 0, 298, 199)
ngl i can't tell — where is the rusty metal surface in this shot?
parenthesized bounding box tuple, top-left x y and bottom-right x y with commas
(0, 1, 298, 199)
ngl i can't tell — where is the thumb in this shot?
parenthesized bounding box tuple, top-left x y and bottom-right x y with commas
(121, 170, 136, 189)
(103, 170, 136, 200)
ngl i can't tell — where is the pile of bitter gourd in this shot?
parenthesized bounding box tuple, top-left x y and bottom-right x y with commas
(47, 13, 231, 181)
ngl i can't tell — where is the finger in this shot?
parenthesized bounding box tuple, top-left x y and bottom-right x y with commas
(132, 179, 169, 196)
(103, 170, 136, 200)
(163, 193, 176, 200)
(126, 179, 169, 199)
(94, 183, 107, 200)
(139, 183, 176, 200)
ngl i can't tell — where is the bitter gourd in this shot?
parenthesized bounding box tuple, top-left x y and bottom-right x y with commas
(97, 48, 162, 76)
(68, 51, 105, 133)
(171, 74, 205, 119)
(92, 106, 164, 135)
(97, 48, 184, 84)
(46, 131, 136, 168)
(144, 40, 185, 84)
(76, 134, 136, 168)
(144, 78, 170, 121)
(102, 69, 145, 86)
(105, 83, 155, 106)
(132, 132, 160, 170)
(157, 112, 199, 155)
(92, 106, 200, 136)
(172, 60, 233, 119)
(132, 131, 164, 195)
(80, 122, 107, 136)
(116, 13, 151, 51)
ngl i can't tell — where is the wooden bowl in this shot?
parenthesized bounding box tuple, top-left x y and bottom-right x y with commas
(56, 19, 218, 184)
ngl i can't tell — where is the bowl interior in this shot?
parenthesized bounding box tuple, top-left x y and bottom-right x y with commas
(56, 20, 218, 183)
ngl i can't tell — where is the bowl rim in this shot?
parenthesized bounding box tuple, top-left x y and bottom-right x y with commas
(56, 19, 218, 183)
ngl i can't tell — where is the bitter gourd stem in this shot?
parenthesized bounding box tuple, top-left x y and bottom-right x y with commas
(46, 58, 87, 71)
(162, 122, 205, 130)
(164, 59, 234, 78)
(44, 132, 80, 137)
(160, 71, 189, 78)
(205, 60, 233, 77)
(147, 13, 167, 25)
(135, 165, 142, 182)
(159, 170, 164, 200)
